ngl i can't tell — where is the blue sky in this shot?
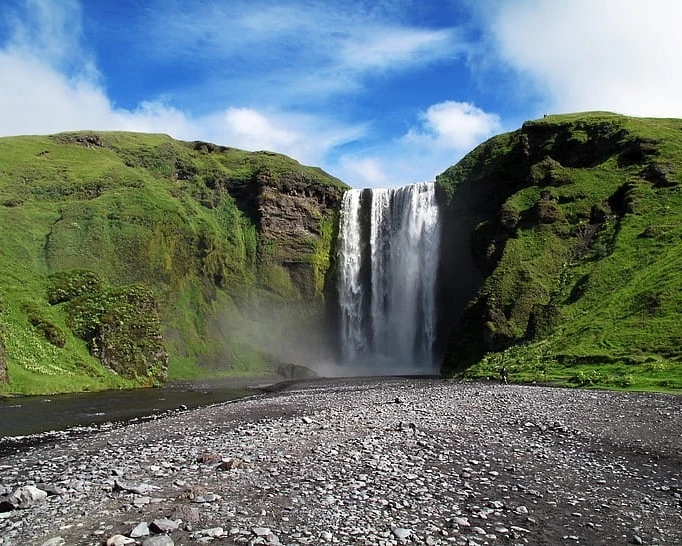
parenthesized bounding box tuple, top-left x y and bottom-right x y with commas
(1, 0, 681, 187)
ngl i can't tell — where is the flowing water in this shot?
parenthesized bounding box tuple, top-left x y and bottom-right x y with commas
(337, 182, 440, 372)
(0, 378, 271, 438)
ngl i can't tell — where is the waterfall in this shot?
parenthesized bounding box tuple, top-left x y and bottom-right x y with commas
(337, 182, 440, 372)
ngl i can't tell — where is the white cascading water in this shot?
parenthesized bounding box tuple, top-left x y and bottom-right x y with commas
(337, 182, 440, 372)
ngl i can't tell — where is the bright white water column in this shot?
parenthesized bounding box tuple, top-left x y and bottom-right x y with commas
(337, 182, 440, 372)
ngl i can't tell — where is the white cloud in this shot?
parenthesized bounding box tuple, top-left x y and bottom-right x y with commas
(487, 0, 682, 117)
(403, 101, 501, 151)
(333, 100, 502, 188)
(340, 27, 458, 71)
(207, 108, 366, 166)
(0, 50, 194, 137)
(337, 156, 391, 188)
(0, 48, 366, 168)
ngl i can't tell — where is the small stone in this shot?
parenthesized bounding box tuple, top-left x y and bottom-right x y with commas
(392, 528, 412, 541)
(515, 505, 529, 514)
(142, 536, 174, 546)
(151, 518, 180, 533)
(171, 505, 200, 524)
(196, 452, 222, 464)
(40, 539, 66, 546)
(252, 527, 271, 536)
(452, 516, 470, 527)
(192, 493, 221, 503)
(114, 480, 158, 495)
(133, 496, 151, 506)
(632, 536, 643, 545)
(131, 522, 150, 538)
(216, 458, 249, 471)
(200, 527, 224, 537)
(7, 485, 48, 509)
(320, 531, 333, 541)
(107, 535, 135, 546)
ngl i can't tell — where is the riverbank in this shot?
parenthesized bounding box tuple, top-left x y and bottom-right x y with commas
(0, 376, 280, 439)
(1, 378, 680, 545)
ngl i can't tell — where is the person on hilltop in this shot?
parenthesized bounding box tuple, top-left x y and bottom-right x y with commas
(500, 365, 509, 385)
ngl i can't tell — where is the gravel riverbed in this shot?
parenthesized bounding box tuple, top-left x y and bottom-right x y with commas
(1, 378, 680, 546)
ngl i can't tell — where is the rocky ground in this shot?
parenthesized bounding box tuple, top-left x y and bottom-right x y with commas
(0, 378, 680, 546)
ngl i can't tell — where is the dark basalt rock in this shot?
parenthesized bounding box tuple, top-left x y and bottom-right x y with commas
(642, 161, 678, 187)
(277, 363, 318, 380)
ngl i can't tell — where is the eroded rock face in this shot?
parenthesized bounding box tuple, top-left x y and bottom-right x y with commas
(256, 171, 344, 299)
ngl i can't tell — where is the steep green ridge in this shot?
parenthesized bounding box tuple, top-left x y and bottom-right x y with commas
(438, 112, 682, 392)
(0, 132, 345, 394)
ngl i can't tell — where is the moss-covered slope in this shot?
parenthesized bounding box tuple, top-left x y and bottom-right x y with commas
(438, 112, 682, 392)
(0, 132, 345, 394)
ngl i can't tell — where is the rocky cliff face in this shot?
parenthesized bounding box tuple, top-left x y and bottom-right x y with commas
(245, 167, 343, 299)
(437, 112, 682, 389)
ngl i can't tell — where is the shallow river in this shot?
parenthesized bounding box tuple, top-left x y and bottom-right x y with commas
(0, 377, 277, 438)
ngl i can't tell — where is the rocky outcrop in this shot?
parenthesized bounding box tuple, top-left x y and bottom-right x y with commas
(89, 286, 168, 382)
(48, 270, 168, 384)
(255, 170, 344, 299)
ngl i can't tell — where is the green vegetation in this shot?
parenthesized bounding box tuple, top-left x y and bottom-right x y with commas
(0, 131, 345, 394)
(439, 112, 682, 393)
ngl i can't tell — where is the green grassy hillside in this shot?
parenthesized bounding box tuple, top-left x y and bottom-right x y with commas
(439, 112, 682, 392)
(0, 132, 345, 394)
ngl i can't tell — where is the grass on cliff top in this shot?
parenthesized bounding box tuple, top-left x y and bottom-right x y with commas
(442, 112, 682, 393)
(0, 131, 343, 394)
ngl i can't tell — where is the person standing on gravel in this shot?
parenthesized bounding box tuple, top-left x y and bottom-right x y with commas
(500, 366, 509, 385)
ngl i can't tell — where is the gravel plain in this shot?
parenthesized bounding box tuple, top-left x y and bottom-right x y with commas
(0, 378, 680, 546)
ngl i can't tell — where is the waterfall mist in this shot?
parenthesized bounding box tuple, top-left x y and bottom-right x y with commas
(337, 182, 441, 374)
